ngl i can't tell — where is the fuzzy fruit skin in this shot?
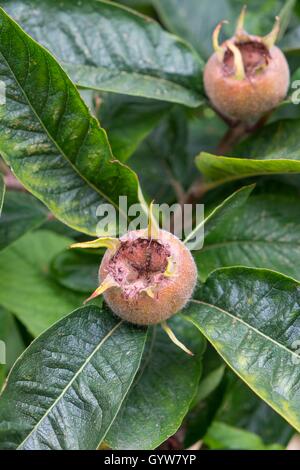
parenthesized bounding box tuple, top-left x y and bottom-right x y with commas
(204, 44, 290, 122)
(99, 229, 197, 325)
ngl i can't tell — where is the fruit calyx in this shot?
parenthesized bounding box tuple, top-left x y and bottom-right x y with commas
(213, 6, 280, 81)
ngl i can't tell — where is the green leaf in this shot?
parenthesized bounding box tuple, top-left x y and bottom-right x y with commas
(0, 230, 85, 336)
(0, 192, 48, 251)
(195, 192, 300, 281)
(106, 316, 205, 450)
(184, 184, 255, 248)
(197, 119, 300, 187)
(0, 304, 147, 450)
(197, 153, 300, 188)
(96, 93, 171, 161)
(237, 119, 300, 160)
(204, 421, 284, 450)
(2, 0, 204, 107)
(0, 7, 139, 236)
(51, 249, 100, 294)
(154, 0, 287, 59)
(0, 174, 4, 216)
(216, 373, 294, 446)
(183, 267, 300, 432)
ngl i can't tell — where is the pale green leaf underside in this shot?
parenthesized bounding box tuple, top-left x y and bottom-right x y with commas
(184, 267, 300, 432)
(0, 230, 85, 336)
(1, 0, 204, 107)
(0, 7, 139, 236)
(197, 153, 300, 187)
(0, 305, 147, 449)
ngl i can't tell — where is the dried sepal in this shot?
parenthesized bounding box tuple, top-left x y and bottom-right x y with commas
(235, 5, 247, 39)
(70, 237, 120, 253)
(212, 20, 228, 62)
(262, 16, 280, 49)
(163, 256, 177, 278)
(161, 321, 194, 356)
(84, 275, 118, 304)
(226, 41, 246, 80)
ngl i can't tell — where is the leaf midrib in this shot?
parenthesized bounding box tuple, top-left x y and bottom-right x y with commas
(186, 299, 300, 360)
(66, 62, 202, 97)
(17, 320, 124, 449)
(0, 13, 119, 211)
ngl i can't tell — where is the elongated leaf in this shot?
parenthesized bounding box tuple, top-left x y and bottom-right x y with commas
(0, 7, 139, 235)
(0, 230, 84, 336)
(0, 192, 47, 251)
(96, 93, 171, 161)
(51, 249, 101, 294)
(106, 316, 205, 450)
(183, 267, 300, 432)
(237, 119, 300, 160)
(184, 184, 254, 249)
(1, 0, 204, 107)
(197, 119, 300, 187)
(195, 192, 300, 281)
(0, 174, 4, 216)
(0, 305, 147, 450)
(197, 152, 300, 188)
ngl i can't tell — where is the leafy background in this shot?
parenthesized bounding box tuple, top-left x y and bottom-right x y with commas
(0, 0, 300, 450)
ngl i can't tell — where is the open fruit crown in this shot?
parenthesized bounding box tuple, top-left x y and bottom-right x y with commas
(70, 204, 198, 355)
(212, 6, 281, 81)
(204, 6, 290, 122)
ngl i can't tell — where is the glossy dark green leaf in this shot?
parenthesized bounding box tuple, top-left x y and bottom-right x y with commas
(0, 230, 85, 336)
(51, 249, 101, 294)
(0, 7, 139, 235)
(184, 184, 255, 249)
(1, 0, 204, 107)
(96, 93, 171, 161)
(204, 421, 283, 450)
(106, 316, 205, 450)
(0, 305, 147, 449)
(197, 153, 300, 188)
(197, 119, 300, 187)
(195, 192, 300, 281)
(0, 192, 48, 251)
(183, 267, 300, 432)
(154, 0, 287, 59)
